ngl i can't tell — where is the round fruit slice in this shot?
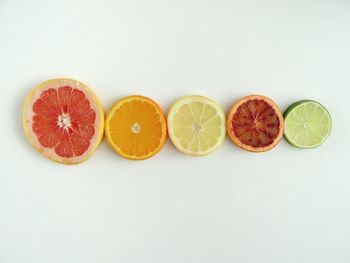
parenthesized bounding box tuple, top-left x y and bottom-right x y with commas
(167, 95, 226, 156)
(284, 100, 331, 148)
(227, 95, 284, 152)
(22, 78, 105, 164)
(105, 95, 167, 160)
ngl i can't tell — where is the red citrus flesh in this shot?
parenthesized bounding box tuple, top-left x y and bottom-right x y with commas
(23, 79, 104, 164)
(227, 95, 284, 152)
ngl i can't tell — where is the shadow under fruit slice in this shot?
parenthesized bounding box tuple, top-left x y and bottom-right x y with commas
(105, 95, 167, 160)
(167, 95, 226, 156)
(227, 95, 284, 152)
(22, 78, 105, 164)
(284, 100, 331, 148)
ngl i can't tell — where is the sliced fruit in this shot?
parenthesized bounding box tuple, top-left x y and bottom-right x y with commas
(105, 95, 167, 160)
(284, 100, 331, 148)
(167, 95, 226, 156)
(227, 95, 284, 152)
(22, 78, 105, 164)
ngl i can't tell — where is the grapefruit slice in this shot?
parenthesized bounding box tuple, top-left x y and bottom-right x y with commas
(167, 95, 226, 156)
(22, 78, 105, 164)
(105, 95, 167, 160)
(227, 95, 284, 152)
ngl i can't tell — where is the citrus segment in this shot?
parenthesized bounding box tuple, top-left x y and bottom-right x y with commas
(105, 95, 167, 160)
(284, 100, 331, 148)
(167, 95, 226, 156)
(22, 78, 105, 164)
(227, 95, 284, 152)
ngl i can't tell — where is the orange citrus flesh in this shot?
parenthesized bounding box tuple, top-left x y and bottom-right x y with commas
(227, 95, 284, 152)
(22, 78, 105, 164)
(105, 95, 167, 160)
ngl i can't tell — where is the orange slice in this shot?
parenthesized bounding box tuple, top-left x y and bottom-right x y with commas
(105, 95, 167, 160)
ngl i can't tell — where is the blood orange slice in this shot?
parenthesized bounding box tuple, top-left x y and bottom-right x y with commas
(22, 78, 104, 164)
(227, 95, 284, 152)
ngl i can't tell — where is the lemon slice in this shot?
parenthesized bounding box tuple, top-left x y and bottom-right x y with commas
(167, 95, 226, 156)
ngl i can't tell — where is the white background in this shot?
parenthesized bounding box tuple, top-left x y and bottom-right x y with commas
(1, 0, 350, 262)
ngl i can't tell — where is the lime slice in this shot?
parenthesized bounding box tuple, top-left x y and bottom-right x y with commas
(284, 100, 332, 148)
(167, 95, 226, 156)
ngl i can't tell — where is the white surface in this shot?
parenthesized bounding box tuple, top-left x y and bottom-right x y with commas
(1, 0, 350, 262)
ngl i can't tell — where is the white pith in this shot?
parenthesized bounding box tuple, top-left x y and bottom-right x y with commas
(57, 113, 72, 130)
(193, 122, 202, 133)
(131, 122, 141, 134)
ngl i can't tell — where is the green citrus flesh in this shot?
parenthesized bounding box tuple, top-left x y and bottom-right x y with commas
(283, 100, 332, 148)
